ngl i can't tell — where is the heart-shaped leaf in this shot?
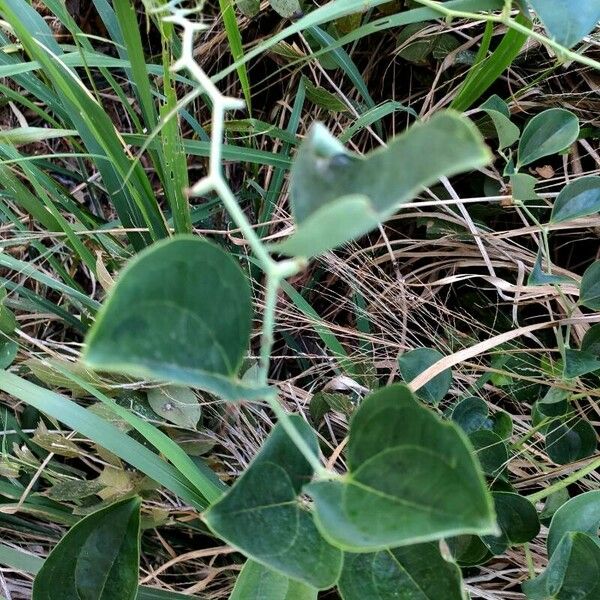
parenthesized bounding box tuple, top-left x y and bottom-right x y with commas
(523, 532, 600, 599)
(551, 176, 600, 223)
(482, 492, 540, 555)
(398, 347, 452, 405)
(306, 385, 496, 551)
(547, 490, 600, 556)
(204, 416, 342, 589)
(338, 543, 465, 600)
(231, 560, 317, 600)
(517, 109, 579, 168)
(32, 497, 141, 600)
(580, 260, 600, 310)
(84, 236, 269, 401)
(274, 112, 490, 257)
(452, 397, 493, 434)
(527, 0, 600, 48)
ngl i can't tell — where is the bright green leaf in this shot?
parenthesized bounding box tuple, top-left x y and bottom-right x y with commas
(32, 497, 141, 600)
(398, 348, 452, 405)
(551, 176, 600, 223)
(204, 417, 342, 589)
(307, 385, 496, 551)
(517, 109, 579, 168)
(338, 543, 464, 600)
(84, 236, 269, 401)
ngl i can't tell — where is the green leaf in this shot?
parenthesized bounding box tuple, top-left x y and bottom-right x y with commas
(469, 429, 507, 477)
(511, 173, 540, 203)
(563, 348, 600, 379)
(550, 176, 600, 223)
(237, 0, 260, 17)
(447, 535, 491, 567)
(147, 385, 201, 429)
(204, 417, 342, 589)
(523, 532, 600, 599)
(270, 0, 302, 18)
(84, 236, 269, 401)
(527, 0, 600, 48)
(580, 261, 600, 310)
(231, 561, 317, 600)
(398, 348, 452, 405)
(274, 112, 490, 256)
(547, 491, 600, 556)
(545, 419, 597, 465)
(307, 385, 496, 551)
(582, 324, 600, 355)
(452, 397, 492, 434)
(338, 543, 465, 600)
(517, 109, 579, 168)
(303, 76, 348, 112)
(32, 497, 141, 600)
(482, 492, 540, 555)
(479, 95, 520, 149)
(528, 251, 575, 286)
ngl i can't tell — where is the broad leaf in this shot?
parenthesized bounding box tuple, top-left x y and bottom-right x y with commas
(204, 417, 342, 589)
(469, 429, 507, 477)
(275, 112, 490, 256)
(452, 397, 492, 434)
(545, 419, 596, 465)
(523, 532, 600, 599)
(398, 347, 452, 405)
(563, 348, 600, 378)
(517, 109, 579, 168)
(580, 260, 600, 310)
(547, 491, 600, 556)
(511, 173, 540, 203)
(483, 492, 540, 555)
(480, 95, 520, 149)
(231, 560, 317, 600)
(551, 176, 600, 223)
(307, 385, 496, 551)
(582, 324, 600, 355)
(527, 0, 600, 48)
(85, 236, 269, 401)
(338, 543, 464, 600)
(147, 385, 201, 428)
(448, 535, 491, 567)
(32, 497, 141, 600)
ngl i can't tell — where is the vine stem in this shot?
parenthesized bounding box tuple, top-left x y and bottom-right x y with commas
(415, 0, 600, 72)
(526, 455, 600, 503)
(165, 8, 328, 478)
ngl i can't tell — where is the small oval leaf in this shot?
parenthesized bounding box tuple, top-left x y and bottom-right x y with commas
(580, 260, 600, 310)
(399, 348, 452, 405)
(551, 176, 600, 223)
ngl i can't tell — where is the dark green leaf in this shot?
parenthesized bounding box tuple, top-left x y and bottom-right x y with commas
(480, 95, 520, 149)
(85, 236, 269, 401)
(204, 417, 342, 589)
(563, 348, 600, 379)
(517, 109, 579, 168)
(582, 324, 600, 355)
(275, 112, 490, 256)
(469, 429, 507, 477)
(452, 397, 492, 434)
(398, 348, 452, 405)
(237, 0, 260, 17)
(547, 491, 600, 556)
(523, 532, 600, 599)
(447, 535, 491, 566)
(545, 419, 596, 465)
(338, 543, 464, 600)
(580, 260, 600, 310)
(307, 385, 496, 551)
(32, 497, 140, 600)
(303, 77, 348, 112)
(483, 492, 540, 555)
(528, 251, 575, 286)
(527, 0, 600, 48)
(551, 176, 600, 223)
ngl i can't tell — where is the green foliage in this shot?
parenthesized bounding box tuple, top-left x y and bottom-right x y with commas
(307, 386, 496, 551)
(32, 497, 141, 600)
(84, 237, 269, 401)
(545, 419, 597, 465)
(147, 385, 201, 428)
(398, 348, 452, 405)
(579, 261, 600, 310)
(550, 176, 600, 223)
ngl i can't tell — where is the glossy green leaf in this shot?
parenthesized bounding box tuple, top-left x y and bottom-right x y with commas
(480, 95, 520, 149)
(275, 112, 490, 256)
(563, 348, 600, 378)
(545, 419, 596, 465)
(527, 0, 600, 48)
(482, 492, 540, 555)
(550, 176, 600, 223)
(147, 385, 201, 429)
(547, 491, 600, 556)
(85, 236, 269, 401)
(231, 560, 317, 600)
(582, 324, 600, 355)
(338, 543, 464, 600)
(307, 385, 496, 551)
(523, 532, 600, 599)
(398, 348, 452, 405)
(204, 417, 342, 589)
(32, 497, 141, 600)
(469, 429, 507, 477)
(517, 109, 579, 168)
(579, 260, 600, 310)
